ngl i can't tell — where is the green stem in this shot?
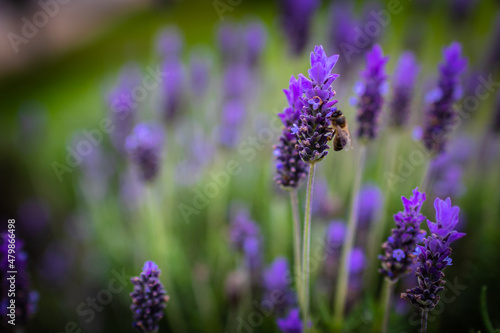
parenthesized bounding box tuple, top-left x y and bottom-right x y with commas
(381, 279, 395, 333)
(301, 163, 316, 332)
(421, 309, 428, 333)
(289, 189, 302, 307)
(334, 144, 367, 326)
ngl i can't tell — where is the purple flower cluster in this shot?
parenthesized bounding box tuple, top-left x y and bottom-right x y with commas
(422, 42, 468, 154)
(390, 51, 420, 128)
(355, 44, 389, 140)
(279, 0, 319, 56)
(161, 58, 185, 121)
(126, 123, 165, 182)
(229, 209, 262, 272)
(379, 188, 427, 282)
(130, 261, 169, 333)
(262, 257, 296, 316)
(274, 76, 308, 188)
(277, 308, 304, 333)
(189, 51, 211, 100)
(402, 197, 466, 311)
(328, 2, 357, 70)
(293, 45, 340, 163)
(0, 233, 38, 328)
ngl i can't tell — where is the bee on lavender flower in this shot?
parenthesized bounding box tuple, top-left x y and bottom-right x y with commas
(328, 109, 352, 151)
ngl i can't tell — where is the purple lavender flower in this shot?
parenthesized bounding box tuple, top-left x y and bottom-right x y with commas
(347, 247, 366, 304)
(125, 123, 165, 182)
(277, 308, 304, 333)
(294, 45, 340, 163)
(219, 99, 246, 149)
(156, 26, 183, 59)
(328, 2, 358, 67)
(244, 20, 267, 69)
(107, 64, 142, 153)
(357, 183, 383, 227)
(279, 0, 319, 56)
(189, 51, 211, 99)
(355, 44, 389, 140)
(262, 257, 296, 315)
(402, 197, 466, 311)
(379, 188, 427, 282)
(229, 209, 262, 273)
(217, 22, 241, 64)
(0, 233, 38, 327)
(274, 76, 308, 188)
(422, 42, 468, 155)
(222, 62, 249, 101)
(130, 261, 169, 333)
(390, 51, 420, 128)
(161, 58, 185, 121)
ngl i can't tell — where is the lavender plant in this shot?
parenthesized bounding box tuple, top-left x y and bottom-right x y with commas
(402, 197, 466, 332)
(262, 257, 296, 316)
(279, 0, 319, 56)
(126, 123, 165, 182)
(130, 261, 169, 333)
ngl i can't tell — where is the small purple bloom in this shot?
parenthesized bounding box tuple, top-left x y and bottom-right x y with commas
(390, 51, 420, 128)
(279, 0, 319, 56)
(130, 261, 169, 333)
(294, 45, 340, 163)
(244, 20, 267, 68)
(125, 123, 165, 182)
(402, 197, 466, 311)
(355, 44, 389, 140)
(262, 257, 296, 315)
(349, 248, 366, 274)
(422, 42, 468, 154)
(161, 57, 185, 121)
(357, 183, 384, 227)
(156, 26, 183, 59)
(379, 188, 427, 282)
(277, 308, 304, 333)
(274, 76, 308, 188)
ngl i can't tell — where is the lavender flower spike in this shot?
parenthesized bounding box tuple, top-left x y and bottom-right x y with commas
(355, 44, 389, 140)
(402, 197, 466, 311)
(126, 123, 165, 182)
(422, 42, 468, 155)
(274, 76, 308, 188)
(390, 51, 420, 128)
(130, 261, 169, 333)
(294, 45, 340, 163)
(280, 0, 319, 56)
(379, 188, 427, 282)
(262, 257, 296, 316)
(277, 308, 305, 333)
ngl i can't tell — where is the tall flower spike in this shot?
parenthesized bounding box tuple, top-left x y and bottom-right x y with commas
(126, 123, 165, 182)
(294, 45, 340, 163)
(422, 42, 468, 155)
(274, 76, 308, 188)
(390, 51, 420, 128)
(130, 261, 169, 333)
(402, 197, 466, 311)
(355, 44, 389, 140)
(379, 188, 427, 282)
(279, 0, 319, 56)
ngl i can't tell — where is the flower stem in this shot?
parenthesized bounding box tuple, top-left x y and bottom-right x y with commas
(334, 144, 367, 326)
(381, 279, 395, 333)
(301, 163, 316, 332)
(421, 309, 428, 333)
(289, 189, 302, 306)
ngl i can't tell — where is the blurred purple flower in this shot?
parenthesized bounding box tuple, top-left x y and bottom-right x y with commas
(156, 26, 183, 59)
(130, 261, 169, 333)
(390, 51, 420, 128)
(402, 197, 466, 311)
(450, 0, 477, 20)
(245, 20, 267, 69)
(355, 44, 389, 140)
(422, 42, 468, 155)
(217, 22, 241, 64)
(349, 247, 366, 274)
(492, 90, 500, 134)
(189, 51, 211, 99)
(277, 308, 305, 333)
(279, 0, 319, 56)
(161, 58, 185, 121)
(328, 2, 358, 68)
(379, 188, 427, 282)
(262, 257, 296, 315)
(219, 99, 246, 149)
(125, 123, 165, 182)
(107, 64, 142, 153)
(357, 183, 383, 227)
(223, 62, 249, 101)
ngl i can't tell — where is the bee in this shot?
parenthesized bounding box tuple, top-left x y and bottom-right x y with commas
(328, 109, 352, 152)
